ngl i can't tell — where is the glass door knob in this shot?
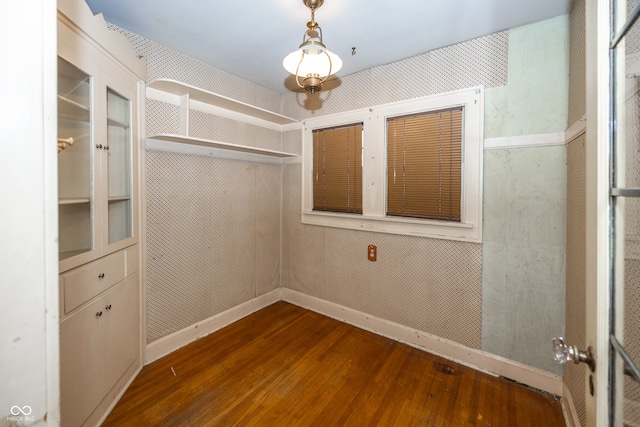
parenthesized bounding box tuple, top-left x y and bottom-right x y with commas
(552, 337, 595, 372)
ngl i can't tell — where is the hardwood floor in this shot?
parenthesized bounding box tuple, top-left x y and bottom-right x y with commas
(103, 302, 565, 426)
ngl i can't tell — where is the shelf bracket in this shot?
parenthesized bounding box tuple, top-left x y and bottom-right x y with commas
(179, 94, 189, 136)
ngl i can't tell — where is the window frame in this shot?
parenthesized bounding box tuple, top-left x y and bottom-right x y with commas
(301, 86, 484, 243)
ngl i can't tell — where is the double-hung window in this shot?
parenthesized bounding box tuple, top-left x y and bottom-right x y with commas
(301, 87, 483, 242)
(312, 123, 363, 214)
(387, 107, 463, 221)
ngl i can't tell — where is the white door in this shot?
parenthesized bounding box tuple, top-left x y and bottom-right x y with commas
(586, 0, 640, 425)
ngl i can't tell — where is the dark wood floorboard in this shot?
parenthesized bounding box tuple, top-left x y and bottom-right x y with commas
(103, 301, 565, 426)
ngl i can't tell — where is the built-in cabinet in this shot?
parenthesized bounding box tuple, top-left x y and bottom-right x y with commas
(57, 53, 137, 273)
(57, 0, 145, 425)
(59, 253, 138, 427)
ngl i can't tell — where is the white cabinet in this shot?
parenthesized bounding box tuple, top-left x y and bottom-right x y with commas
(57, 0, 145, 425)
(57, 53, 139, 274)
(60, 273, 139, 427)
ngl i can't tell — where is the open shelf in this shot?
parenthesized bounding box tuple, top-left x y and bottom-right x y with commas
(147, 134, 299, 158)
(146, 79, 297, 126)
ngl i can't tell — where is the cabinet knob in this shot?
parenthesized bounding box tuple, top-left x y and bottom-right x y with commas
(98, 273, 105, 279)
(96, 311, 103, 317)
(104, 145, 110, 150)
(96, 144, 103, 149)
(105, 304, 112, 310)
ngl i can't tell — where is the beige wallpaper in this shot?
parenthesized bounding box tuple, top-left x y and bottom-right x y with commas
(565, 133, 587, 427)
(565, 0, 587, 424)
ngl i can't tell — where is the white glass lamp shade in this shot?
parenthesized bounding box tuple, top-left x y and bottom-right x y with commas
(283, 47, 342, 78)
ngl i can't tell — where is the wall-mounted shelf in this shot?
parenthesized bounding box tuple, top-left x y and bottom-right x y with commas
(145, 79, 301, 160)
(147, 134, 299, 158)
(146, 79, 297, 126)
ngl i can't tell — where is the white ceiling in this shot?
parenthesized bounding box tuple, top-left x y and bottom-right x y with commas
(84, 0, 572, 93)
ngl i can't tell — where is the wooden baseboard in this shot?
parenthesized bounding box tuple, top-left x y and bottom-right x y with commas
(145, 289, 282, 364)
(281, 288, 563, 396)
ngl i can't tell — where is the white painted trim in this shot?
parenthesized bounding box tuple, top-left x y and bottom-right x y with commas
(565, 116, 587, 144)
(281, 288, 563, 396)
(301, 86, 484, 243)
(145, 289, 282, 364)
(484, 132, 566, 150)
(561, 381, 582, 427)
(57, 0, 146, 79)
(137, 80, 149, 367)
(585, 0, 613, 424)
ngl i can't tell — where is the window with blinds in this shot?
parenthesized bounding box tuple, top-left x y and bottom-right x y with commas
(387, 107, 463, 221)
(312, 123, 363, 214)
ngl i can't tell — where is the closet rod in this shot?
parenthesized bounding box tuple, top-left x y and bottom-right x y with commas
(58, 137, 75, 153)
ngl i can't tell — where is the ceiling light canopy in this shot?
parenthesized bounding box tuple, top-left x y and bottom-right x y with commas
(283, 0, 342, 94)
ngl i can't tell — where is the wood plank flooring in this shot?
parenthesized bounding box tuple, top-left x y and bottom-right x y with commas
(103, 302, 565, 426)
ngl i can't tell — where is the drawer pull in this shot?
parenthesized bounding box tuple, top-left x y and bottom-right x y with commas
(96, 311, 103, 317)
(105, 304, 112, 310)
(98, 273, 105, 279)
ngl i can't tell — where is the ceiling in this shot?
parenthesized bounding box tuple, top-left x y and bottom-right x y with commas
(84, 0, 572, 94)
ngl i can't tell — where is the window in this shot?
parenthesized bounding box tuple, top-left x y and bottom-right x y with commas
(387, 108, 463, 221)
(312, 124, 363, 214)
(301, 87, 483, 242)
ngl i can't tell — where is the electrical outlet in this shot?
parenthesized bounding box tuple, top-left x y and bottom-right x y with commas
(368, 245, 377, 261)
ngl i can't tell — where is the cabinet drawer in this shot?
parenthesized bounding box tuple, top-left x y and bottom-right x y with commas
(62, 251, 125, 314)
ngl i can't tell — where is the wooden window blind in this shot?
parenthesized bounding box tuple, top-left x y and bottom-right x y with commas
(387, 107, 463, 221)
(312, 124, 363, 214)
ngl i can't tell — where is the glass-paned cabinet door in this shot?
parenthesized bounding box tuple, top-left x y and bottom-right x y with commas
(106, 87, 133, 245)
(57, 56, 95, 261)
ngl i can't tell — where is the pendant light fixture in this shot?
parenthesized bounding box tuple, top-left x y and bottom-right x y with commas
(283, 0, 342, 94)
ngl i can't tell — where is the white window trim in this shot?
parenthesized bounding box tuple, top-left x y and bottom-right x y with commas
(301, 86, 484, 243)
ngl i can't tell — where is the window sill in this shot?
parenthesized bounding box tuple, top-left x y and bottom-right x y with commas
(301, 211, 480, 243)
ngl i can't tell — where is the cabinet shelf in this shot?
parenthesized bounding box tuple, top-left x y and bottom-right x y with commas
(147, 134, 299, 158)
(108, 196, 131, 202)
(146, 79, 297, 126)
(60, 248, 91, 260)
(58, 95, 90, 121)
(59, 198, 91, 205)
(107, 117, 129, 128)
